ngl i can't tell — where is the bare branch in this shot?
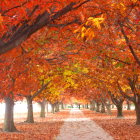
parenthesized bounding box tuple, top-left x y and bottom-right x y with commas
(2, 0, 30, 16)
(105, 55, 131, 65)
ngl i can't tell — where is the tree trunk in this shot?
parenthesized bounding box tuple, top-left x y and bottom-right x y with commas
(135, 103, 140, 125)
(57, 104, 60, 111)
(71, 104, 73, 108)
(90, 102, 92, 110)
(96, 102, 100, 112)
(90, 100, 96, 111)
(55, 103, 60, 112)
(40, 100, 46, 118)
(64, 104, 66, 109)
(51, 104, 55, 114)
(87, 103, 89, 109)
(104, 102, 112, 115)
(127, 101, 131, 110)
(46, 101, 48, 115)
(84, 104, 86, 108)
(26, 96, 34, 123)
(3, 97, 17, 132)
(55, 104, 57, 112)
(101, 103, 106, 113)
(79, 104, 81, 109)
(116, 105, 123, 117)
(85, 104, 89, 109)
(112, 104, 115, 109)
(109, 93, 124, 117)
(61, 103, 64, 109)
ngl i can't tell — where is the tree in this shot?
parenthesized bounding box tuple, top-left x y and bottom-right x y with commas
(0, 0, 90, 54)
(109, 91, 124, 117)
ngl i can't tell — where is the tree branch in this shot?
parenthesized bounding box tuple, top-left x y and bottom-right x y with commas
(105, 55, 131, 65)
(48, 19, 81, 28)
(119, 23, 140, 66)
(117, 81, 134, 102)
(31, 81, 51, 100)
(0, 1, 90, 55)
(2, 0, 30, 16)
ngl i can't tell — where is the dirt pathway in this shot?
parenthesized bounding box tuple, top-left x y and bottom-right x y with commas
(55, 109, 114, 140)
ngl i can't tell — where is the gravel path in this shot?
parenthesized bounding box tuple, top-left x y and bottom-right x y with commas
(56, 109, 114, 140)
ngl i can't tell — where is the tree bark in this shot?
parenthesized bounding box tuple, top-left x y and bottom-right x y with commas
(79, 104, 81, 110)
(57, 103, 60, 112)
(55, 103, 60, 112)
(109, 92, 124, 118)
(109, 91, 124, 117)
(135, 103, 140, 125)
(90, 100, 96, 111)
(3, 96, 17, 132)
(117, 78, 140, 124)
(101, 103, 106, 113)
(46, 101, 48, 114)
(71, 104, 73, 108)
(100, 96, 112, 115)
(96, 102, 100, 112)
(130, 96, 140, 124)
(85, 103, 89, 109)
(39, 100, 46, 118)
(25, 96, 34, 123)
(0, 1, 91, 55)
(116, 105, 123, 117)
(51, 104, 55, 114)
(119, 23, 140, 66)
(84, 104, 86, 108)
(112, 104, 115, 109)
(104, 102, 112, 115)
(90, 101, 92, 110)
(109, 92, 124, 117)
(61, 102, 64, 109)
(64, 104, 67, 109)
(127, 101, 131, 110)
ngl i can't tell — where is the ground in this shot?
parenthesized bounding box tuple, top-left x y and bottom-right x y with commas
(56, 109, 113, 140)
(0, 109, 140, 140)
(83, 110, 140, 140)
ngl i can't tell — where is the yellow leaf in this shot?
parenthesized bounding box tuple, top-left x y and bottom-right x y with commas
(81, 26, 86, 32)
(81, 32, 85, 38)
(82, 68, 89, 73)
